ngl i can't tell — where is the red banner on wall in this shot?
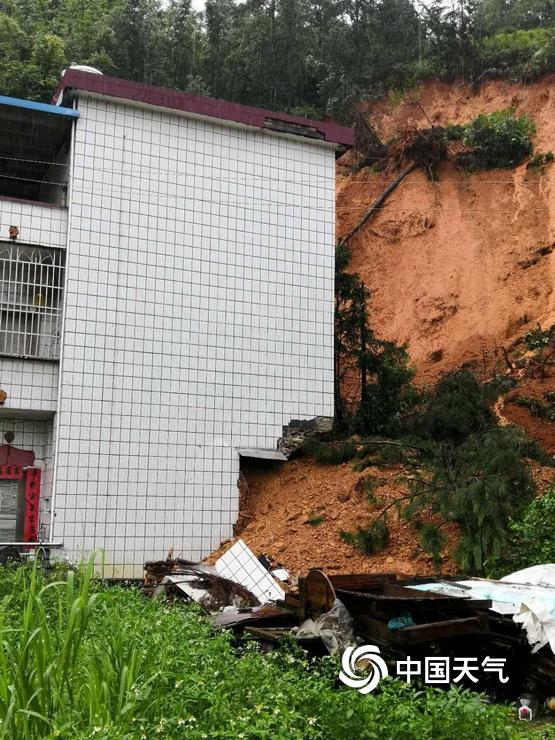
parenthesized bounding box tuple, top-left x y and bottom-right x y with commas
(0, 464, 23, 479)
(23, 468, 41, 543)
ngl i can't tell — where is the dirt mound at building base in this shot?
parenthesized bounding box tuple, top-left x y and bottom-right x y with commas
(207, 458, 459, 579)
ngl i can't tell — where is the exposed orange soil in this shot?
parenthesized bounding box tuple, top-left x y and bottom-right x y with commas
(502, 376, 555, 454)
(337, 76, 555, 386)
(208, 459, 459, 579)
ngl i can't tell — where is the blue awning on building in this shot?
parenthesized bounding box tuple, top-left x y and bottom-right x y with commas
(0, 95, 79, 119)
(0, 96, 78, 204)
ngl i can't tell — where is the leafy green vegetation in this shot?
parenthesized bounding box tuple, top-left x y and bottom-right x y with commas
(415, 370, 495, 443)
(488, 484, 555, 575)
(461, 109, 536, 169)
(526, 151, 554, 170)
(513, 394, 555, 420)
(340, 517, 390, 554)
(336, 369, 555, 573)
(408, 426, 536, 572)
(418, 521, 447, 569)
(523, 324, 555, 350)
(303, 438, 358, 465)
(308, 513, 326, 526)
(444, 123, 466, 141)
(355, 474, 381, 504)
(0, 557, 527, 739)
(1, 0, 553, 120)
(334, 242, 416, 434)
(480, 27, 555, 80)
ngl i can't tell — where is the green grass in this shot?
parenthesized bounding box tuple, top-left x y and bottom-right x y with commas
(0, 554, 543, 738)
(307, 514, 325, 527)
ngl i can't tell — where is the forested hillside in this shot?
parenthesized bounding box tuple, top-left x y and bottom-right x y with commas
(0, 0, 553, 118)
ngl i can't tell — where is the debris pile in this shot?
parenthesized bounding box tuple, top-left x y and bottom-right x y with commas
(158, 555, 555, 713)
(144, 554, 260, 611)
(144, 540, 287, 612)
(278, 416, 334, 457)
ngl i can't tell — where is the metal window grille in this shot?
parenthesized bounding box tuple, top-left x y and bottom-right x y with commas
(0, 242, 65, 360)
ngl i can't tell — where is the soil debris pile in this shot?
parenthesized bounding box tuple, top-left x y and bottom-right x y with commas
(208, 458, 458, 579)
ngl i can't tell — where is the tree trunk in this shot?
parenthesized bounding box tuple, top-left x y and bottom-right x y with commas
(339, 163, 418, 248)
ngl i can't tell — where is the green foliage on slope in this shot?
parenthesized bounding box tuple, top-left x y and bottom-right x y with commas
(488, 484, 555, 575)
(337, 369, 554, 574)
(334, 242, 416, 434)
(462, 109, 536, 168)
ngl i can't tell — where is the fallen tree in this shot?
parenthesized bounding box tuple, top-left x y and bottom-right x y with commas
(338, 162, 418, 248)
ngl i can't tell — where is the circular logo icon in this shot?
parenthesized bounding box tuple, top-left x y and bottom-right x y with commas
(339, 645, 389, 694)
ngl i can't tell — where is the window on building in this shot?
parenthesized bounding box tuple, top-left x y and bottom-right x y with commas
(0, 242, 65, 360)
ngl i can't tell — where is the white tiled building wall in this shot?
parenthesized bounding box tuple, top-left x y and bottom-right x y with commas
(51, 96, 335, 576)
(0, 200, 62, 540)
(0, 359, 58, 413)
(0, 201, 66, 414)
(0, 200, 67, 249)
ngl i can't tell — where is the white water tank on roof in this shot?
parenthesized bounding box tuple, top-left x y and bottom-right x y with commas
(66, 64, 103, 75)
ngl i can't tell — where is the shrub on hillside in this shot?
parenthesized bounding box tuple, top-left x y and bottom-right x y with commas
(416, 370, 494, 443)
(523, 323, 555, 350)
(345, 369, 544, 573)
(526, 151, 554, 171)
(462, 109, 535, 168)
(340, 517, 390, 554)
(487, 485, 555, 576)
(303, 438, 358, 465)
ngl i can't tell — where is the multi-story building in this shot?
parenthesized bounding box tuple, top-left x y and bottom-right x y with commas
(0, 68, 352, 575)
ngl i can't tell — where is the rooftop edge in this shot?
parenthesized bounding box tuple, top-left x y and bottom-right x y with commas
(51, 69, 353, 147)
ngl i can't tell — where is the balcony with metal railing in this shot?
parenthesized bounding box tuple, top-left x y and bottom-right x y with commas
(0, 242, 65, 361)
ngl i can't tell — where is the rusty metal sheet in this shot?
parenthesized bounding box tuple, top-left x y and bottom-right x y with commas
(212, 605, 296, 629)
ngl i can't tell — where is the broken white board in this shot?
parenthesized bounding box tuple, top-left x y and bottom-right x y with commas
(272, 568, 290, 582)
(215, 539, 285, 604)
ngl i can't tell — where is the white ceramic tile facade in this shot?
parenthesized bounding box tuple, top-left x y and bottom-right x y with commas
(215, 539, 285, 603)
(0, 199, 65, 414)
(0, 358, 58, 413)
(49, 96, 335, 576)
(0, 200, 62, 542)
(0, 199, 68, 249)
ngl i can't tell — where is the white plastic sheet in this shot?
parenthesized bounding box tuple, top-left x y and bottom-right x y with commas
(296, 598, 355, 656)
(413, 566, 555, 654)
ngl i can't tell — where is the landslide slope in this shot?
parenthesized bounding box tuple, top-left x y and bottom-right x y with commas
(337, 76, 555, 385)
